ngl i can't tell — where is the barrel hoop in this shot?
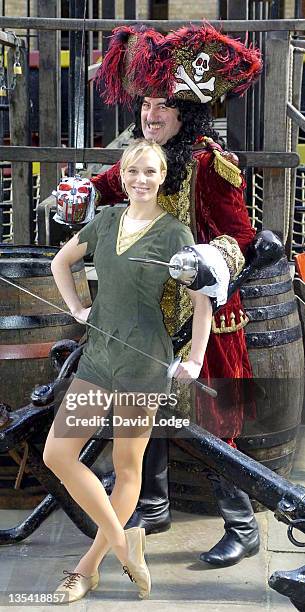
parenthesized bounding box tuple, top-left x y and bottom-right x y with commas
(0, 259, 83, 277)
(240, 279, 292, 299)
(0, 246, 58, 258)
(237, 427, 299, 450)
(246, 299, 297, 321)
(245, 324, 302, 347)
(0, 341, 60, 359)
(0, 313, 76, 329)
(246, 257, 288, 279)
(249, 453, 295, 471)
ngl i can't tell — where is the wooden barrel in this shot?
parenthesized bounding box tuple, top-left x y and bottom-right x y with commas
(169, 256, 304, 514)
(0, 245, 91, 409)
(0, 245, 91, 508)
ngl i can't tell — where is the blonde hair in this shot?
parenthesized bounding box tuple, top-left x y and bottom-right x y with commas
(120, 139, 167, 191)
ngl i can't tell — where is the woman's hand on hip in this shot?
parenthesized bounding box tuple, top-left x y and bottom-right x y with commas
(173, 359, 202, 384)
(71, 306, 91, 324)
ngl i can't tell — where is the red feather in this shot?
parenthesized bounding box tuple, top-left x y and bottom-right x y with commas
(95, 26, 138, 106)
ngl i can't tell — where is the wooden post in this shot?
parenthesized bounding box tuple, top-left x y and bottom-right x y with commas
(38, 0, 61, 206)
(7, 46, 32, 244)
(226, 0, 248, 150)
(101, 0, 116, 146)
(263, 31, 290, 241)
(287, 50, 303, 256)
(68, 0, 89, 175)
(87, 0, 94, 149)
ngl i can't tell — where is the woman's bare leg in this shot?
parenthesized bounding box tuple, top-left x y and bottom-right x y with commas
(43, 378, 134, 568)
(73, 399, 155, 576)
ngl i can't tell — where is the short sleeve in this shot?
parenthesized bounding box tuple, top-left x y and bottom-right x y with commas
(77, 208, 104, 255)
(170, 223, 195, 257)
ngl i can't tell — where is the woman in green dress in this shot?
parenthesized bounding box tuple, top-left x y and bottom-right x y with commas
(43, 140, 212, 603)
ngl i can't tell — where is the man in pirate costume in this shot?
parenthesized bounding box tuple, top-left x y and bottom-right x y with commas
(88, 22, 262, 568)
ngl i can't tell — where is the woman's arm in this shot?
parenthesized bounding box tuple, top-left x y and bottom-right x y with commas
(174, 289, 212, 381)
(50, 234, 91, 321)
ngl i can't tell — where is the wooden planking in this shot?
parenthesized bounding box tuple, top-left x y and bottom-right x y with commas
(0, 146, 299, 167)
(0, 31, 24, 48)
(38, 0, 61, 203)
(287, 101, 305, 130)
(291, 39, 305, 48)
(0, 17, 304, 33)
(37, 194, 55, 244)
(7, 47, 32, 244)
(263, 32, 290, 241)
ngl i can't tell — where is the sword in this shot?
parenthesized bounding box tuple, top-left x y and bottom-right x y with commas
(0, 273, 217, 398)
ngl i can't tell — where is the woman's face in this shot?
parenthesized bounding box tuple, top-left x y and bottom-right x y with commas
(122, 149, 166, 204)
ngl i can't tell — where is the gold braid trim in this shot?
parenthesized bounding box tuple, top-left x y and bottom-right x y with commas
(213, 149, 242, 188)
(210, 234, 245, 280)
(212, 310, 249, 334)
(158, 162, 195, 359)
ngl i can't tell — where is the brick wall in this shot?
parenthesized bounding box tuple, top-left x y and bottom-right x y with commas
(3, 1, 38, 49)
(168, 0, 218, 20)
(284, 0, 295, 18)
(135, 0, 218, 19)
(4, 1, 219, 27)
(3, 0, 37, 16)
(116, 0, 124, 19)
(137, 0, 149, 19)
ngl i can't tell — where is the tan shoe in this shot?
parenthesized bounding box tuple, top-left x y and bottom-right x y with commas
(54, 569, 99, 603)
(122, 527, 151, 599)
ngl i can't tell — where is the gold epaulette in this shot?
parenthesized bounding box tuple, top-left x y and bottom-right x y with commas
(213, 149, 242, 188)
(195, 136, 242, 188)
(94, 188, 101, 205)
(212, 310, 249, 334)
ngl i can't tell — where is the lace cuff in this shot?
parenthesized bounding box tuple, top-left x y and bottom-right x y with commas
(192, 244, 230, 306)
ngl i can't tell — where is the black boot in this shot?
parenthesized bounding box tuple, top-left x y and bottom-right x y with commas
(199, 474, 260, 567)
(125, 437, 171, 535)
(269, 565, 305, 611)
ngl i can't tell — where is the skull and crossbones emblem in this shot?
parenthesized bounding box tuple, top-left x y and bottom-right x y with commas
(174, 51, 215, 103)
(192, 52, 210, 81)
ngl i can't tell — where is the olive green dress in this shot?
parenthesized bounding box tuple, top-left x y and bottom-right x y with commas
(76, 205, 195, 393)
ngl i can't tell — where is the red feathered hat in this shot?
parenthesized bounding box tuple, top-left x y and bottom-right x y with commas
(96, 22, 262, 107)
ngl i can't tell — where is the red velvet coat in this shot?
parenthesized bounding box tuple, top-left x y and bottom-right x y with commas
(91, 149, 256, 439)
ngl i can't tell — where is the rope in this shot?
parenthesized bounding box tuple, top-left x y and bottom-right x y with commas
(285, 40, 294, 244)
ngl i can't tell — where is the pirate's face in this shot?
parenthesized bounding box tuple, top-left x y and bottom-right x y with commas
(141, 97, 182, 145)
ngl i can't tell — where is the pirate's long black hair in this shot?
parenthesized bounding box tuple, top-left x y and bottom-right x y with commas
(132, 97, 226, 195)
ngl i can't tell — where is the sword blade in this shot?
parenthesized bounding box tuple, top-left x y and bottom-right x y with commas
(0, 273, 217, 398)
(128, 256, 182, 270)
(0, 273, 168, 368)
